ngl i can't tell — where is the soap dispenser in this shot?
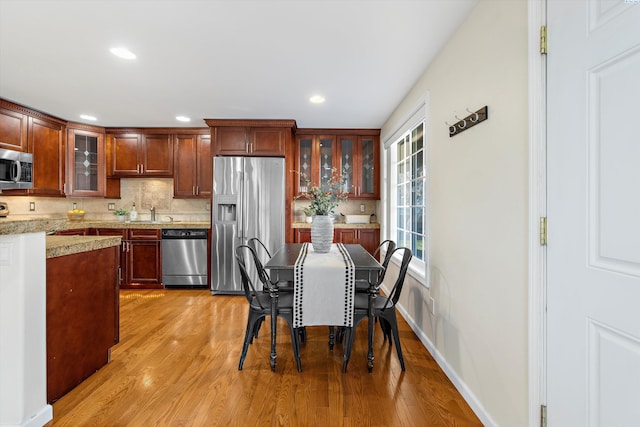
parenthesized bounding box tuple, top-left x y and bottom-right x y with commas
(130, 202, 138, 221)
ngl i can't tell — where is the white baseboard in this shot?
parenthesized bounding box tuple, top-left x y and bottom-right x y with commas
(394, 302, 498, 427)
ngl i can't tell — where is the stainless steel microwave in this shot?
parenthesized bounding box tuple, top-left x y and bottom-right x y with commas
(0, 147, 33, 190)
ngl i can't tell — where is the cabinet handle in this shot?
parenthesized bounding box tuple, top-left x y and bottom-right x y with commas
(140, 164, 144, 174)
(118, 266, 122, 284)
(192, 186, 195, 195)
(195, 185, 199, 195)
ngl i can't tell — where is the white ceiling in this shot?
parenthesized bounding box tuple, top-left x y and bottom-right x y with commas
(0, 0, 477, 129)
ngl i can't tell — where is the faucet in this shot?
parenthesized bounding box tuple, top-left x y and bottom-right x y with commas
(150, 206, 156, 222)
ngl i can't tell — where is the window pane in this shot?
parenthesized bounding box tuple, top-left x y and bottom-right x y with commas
(415, 150, 424, 178)
(397, 182, 404, 205)
(397, 160, 405, 184)
(319, 138, 333, 191)
(397, 139, 404, 160)
(412, 207, 423, 234)
(412, 179, 424, 205)
(412, 123, 424, 152)
(412, 233, 424, 260)
(397, 208, 408, 230)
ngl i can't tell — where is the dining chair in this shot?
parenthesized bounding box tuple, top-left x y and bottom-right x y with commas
(235, 245, 302, 372)
(342, 246, 413, 373)
(248, 237, 295, 294)
(355, 239, 396, 293)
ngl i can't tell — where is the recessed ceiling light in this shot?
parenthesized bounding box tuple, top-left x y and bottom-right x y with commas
(310, 95, 325, 104)
(110, 47, 136, 60)
(176, 116, 191, 122)
(80, 114, 97, 121)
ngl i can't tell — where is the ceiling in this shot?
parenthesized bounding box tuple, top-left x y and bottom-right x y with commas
(0, 0, 477, 129)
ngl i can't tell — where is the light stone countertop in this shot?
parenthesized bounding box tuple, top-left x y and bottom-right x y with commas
(292, 221, 380, 229)
(46, 235, 122, 258)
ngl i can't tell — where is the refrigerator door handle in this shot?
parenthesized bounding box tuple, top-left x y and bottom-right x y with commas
(242, 172, 249, 240)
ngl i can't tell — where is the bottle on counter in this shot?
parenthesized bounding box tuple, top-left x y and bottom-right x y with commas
(130, 202, 138, 221)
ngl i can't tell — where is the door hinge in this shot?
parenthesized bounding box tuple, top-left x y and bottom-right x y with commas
(540, 217, 547, 246)
(540, 26, 547, 55)
(540, 404, 547, 427)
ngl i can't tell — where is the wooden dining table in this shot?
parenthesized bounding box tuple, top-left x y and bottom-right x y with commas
(264, 243, 383, 371)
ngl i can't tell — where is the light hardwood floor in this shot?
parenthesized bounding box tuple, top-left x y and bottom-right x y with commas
(46, 289, 481, 426)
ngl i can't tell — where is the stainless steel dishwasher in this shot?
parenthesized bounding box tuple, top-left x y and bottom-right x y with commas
(161, 229, 208, 287)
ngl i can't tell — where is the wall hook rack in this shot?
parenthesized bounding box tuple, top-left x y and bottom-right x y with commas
(448, 105, 488, 137)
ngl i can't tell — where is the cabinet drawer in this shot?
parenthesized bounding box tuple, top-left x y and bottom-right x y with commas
(128, 229, 161, 240)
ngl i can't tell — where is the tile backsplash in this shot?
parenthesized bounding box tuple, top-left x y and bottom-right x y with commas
(0, 178, 211, 222)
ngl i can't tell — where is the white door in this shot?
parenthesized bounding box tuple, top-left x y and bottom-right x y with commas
(547, 0, 640, 425)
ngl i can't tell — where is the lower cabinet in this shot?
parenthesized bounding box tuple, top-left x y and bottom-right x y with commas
(294, 227, 380, 256)
(92, 228, 162, 289)
(46, 245, 119, 403)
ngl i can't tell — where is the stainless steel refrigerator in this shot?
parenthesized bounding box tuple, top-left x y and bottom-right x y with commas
(210, 156, 285, 294)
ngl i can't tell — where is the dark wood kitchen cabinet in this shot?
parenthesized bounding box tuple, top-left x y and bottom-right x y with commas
(27, 116, 66, 196)
(0, 99, 66, 197)
(66, 124, 106, 197)
(295, 129, 380, 199)
(0, 105, 28, 151)
(91, 228, 162, 289)
(334, 228, 380, 256)
(46, 244, 119, 403)
(107, 131, 173, 177)
(294, 227, 380, 256)
(205, 119, 295, 157)
(173, 132, 212, 198)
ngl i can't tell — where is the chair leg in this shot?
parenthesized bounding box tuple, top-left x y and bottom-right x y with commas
(290, 326, 303, 372)
(383, 311, 405, 371)
(342, 327, 355, 372)
(367, 313, 375, 373)
(328, 326, 335, 350)
(239, 311, 263, 370)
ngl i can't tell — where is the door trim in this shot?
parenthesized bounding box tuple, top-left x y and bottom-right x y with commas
(527, 1, 547, 426)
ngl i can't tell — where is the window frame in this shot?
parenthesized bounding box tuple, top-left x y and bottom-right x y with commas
(382, 96, 430, 288)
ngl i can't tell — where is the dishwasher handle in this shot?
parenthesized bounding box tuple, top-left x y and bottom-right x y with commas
(161, 229, 208, 239)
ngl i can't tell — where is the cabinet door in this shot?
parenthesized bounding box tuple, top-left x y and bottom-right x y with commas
(196, 134, 212, 198)
(173, 134, 197, 197)
(358, 229, 380, 256)
(334, 228, 357, 245)
(127, 240, 162, 287)
(141, 134, 173, 176)
(250, 127, 285, 156)
(295, 135, 337, 195)
(356, 136, 379, 199)
(28, 117, 65, 196)
(339, 135, 379, 199)
(0, 107, 27, 151)
(214, 127, 248, 155)
(110, 134, 140, 175)
(294, 228, 312, 243)
(67, 129, 105, 197)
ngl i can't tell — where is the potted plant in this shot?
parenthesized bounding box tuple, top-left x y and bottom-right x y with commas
(113, 208, 128, 222)
(303, 205, 315, 223)
(295, 168, 348, 253)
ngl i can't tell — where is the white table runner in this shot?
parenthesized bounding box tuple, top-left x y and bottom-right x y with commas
(293, 243, 355, 328)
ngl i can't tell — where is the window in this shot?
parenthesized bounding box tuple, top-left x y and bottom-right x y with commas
(388, 121, 428, 283)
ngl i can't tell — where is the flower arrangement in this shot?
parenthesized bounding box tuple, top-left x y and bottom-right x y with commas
(295, 168, 349, 216)
(113, 208, 128, 216)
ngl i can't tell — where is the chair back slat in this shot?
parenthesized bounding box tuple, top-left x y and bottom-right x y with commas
(380, 247, 412, 311)
(372, 239, 396, 284)
(248, 237, 272, 262)
(235, 245, 272, 309)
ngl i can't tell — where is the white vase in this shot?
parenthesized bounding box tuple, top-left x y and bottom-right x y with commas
(311, 215, 334, 253)
(117, 215, 125, 222)
(305, 216, 313, 224)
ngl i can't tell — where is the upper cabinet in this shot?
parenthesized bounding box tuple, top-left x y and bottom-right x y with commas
(107, 130, 173, 177)
(338, 135, 379, 199)
(295, 134, 338, 193)
(295, 129, 380, 199)
(173, 131, 211, 198)
(27, 116, 66, 197)
(66, 124, 106, 197)
(205, 119, 296, 157)
(0, 106, 28, 151)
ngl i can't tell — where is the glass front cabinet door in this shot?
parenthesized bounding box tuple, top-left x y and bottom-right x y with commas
(339, 135, 379, 199)
(67, 128, 105, 196)
(295, 135, 337, 194)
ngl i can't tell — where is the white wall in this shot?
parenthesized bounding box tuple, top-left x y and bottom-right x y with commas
(381, 1, 529, 425)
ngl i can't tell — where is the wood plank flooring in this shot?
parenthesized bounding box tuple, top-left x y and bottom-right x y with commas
(46, 290, 481, 426)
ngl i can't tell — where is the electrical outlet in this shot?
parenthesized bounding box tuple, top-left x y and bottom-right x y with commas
(205, 203, 211, 211)
(360, 204, 365, 212)
(108, 203, 115, 211)
(429, 297, 436, 315)
(29, 202, 36, 211)
(72, 202, 77, 210)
